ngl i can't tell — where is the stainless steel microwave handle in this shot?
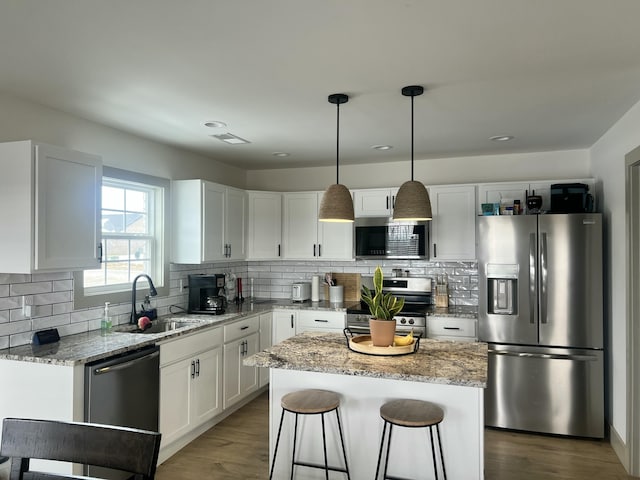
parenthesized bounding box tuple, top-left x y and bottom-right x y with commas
(529, 233, 536, 324)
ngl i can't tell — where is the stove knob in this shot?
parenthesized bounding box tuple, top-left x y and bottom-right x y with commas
(400, 318, 406, 324)
(408, 318, 415, 325)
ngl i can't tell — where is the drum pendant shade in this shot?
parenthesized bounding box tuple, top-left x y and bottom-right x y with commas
(319, 93, 354, 222)
(393, 85, 432, 221)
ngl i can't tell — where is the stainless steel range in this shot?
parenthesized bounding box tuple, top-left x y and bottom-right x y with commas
(346, 276, 432, 336)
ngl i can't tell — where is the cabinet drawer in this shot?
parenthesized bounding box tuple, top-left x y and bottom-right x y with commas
(427, 316, 476, 339)
(160, 327, 223, 366)
(224, 316, 260, 343)
(297, 310, 345, 330)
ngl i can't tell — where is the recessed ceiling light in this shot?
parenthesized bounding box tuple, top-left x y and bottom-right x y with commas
(372, 145, 393, 151)
(211, 133, 251, 145)
(489, 135, 514, 142)
(204, 121, 227, 128)
(272, 152, 290, 157)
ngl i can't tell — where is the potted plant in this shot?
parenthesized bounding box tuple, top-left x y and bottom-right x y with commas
(361, 266, 405, 346)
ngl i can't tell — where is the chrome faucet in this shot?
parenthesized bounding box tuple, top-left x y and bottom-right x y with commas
(130, 274, 158, 324)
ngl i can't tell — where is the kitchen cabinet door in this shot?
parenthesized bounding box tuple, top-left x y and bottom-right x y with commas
(159, 358, 192, 446)
(477, 182, 529, 214)
(224, 186, 246, 260)
(259, 312, 272, 387)
(223, 332, 259, 409)
(272, 310, 297, 344)
(282, 192, 319, 259)
(296, 310, 345, 333)
(353, 188, 398, 217)
(427, 316, 477, 342)
(0, 140, 102, 273)
(191, 345, 223, 425)
(282, 191, 354, 260)
(202, 182, 226, 261)
(429, 184, 476, 260)
(247, 191, 282, 260)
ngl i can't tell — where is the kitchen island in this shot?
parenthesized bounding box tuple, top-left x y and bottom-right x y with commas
(245, 331, 487, 480)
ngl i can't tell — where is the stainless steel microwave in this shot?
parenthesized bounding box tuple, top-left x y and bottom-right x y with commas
(354, 217, 429, 259)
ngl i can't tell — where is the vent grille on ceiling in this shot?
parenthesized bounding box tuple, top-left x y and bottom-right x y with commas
(211, 133, 251, 145)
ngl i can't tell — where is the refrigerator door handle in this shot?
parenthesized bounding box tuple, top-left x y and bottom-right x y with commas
(488, 349, 599, 361)
(529, 233, 536, 324)
(540, 232, 548, 324)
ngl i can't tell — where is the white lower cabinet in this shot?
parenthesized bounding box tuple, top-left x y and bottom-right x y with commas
(159, 327, 223, 447)
(427, 316, 477, 342)
(272, 309, 297, 344)
(223, 317, 260, 409)
(296, 310, 345, 333)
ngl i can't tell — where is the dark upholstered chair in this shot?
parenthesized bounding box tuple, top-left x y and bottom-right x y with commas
(0, 418, 161, 480)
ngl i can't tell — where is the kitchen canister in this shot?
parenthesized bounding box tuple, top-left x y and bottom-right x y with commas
(311, 275, 321, 302)
(329, 285, 344, 304)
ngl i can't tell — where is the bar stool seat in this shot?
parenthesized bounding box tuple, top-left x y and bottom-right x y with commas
(376, 399, 447, 480)
(270, 389, 350, 480)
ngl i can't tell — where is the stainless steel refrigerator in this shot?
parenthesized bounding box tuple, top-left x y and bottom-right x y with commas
(477, 213, 604, 438)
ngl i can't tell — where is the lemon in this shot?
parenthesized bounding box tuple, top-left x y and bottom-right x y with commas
(393, 330, 414, 346)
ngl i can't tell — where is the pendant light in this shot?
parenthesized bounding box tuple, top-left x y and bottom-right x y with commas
(392, 85, 432, 221)
(318, 93, 354, 222)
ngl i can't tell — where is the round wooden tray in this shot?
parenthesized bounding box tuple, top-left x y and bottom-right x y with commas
(343, 329, 420, 356)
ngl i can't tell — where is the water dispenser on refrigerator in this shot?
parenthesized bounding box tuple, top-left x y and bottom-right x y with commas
(486, 264, 518, 315)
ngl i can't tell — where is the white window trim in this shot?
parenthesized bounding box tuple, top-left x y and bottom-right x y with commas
(74, 167, 170, 309)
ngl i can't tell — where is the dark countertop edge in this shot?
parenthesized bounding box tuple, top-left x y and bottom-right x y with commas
(0, 299, 360, 366)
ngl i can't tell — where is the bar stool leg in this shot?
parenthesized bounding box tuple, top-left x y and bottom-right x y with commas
(436, 424, 447, 480)
(290, 413, 299, 480)
(335, 409, 351, 480)
(320, 412, 329, 480)
(269, 409, 286, 480)
(383, 424, 394, 479)
(429, 426, 439, 480)
(375, 420, 388, 480)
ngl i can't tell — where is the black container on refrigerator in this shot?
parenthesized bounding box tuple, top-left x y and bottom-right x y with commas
(477, 213, 604, 438)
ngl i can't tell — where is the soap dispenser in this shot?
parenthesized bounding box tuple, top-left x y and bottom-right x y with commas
(101, 301, 113, 335)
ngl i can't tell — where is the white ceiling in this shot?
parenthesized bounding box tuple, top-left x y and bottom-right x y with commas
(2, 0, 640, 170)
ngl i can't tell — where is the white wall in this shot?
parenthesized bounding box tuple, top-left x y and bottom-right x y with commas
(246, 149, 590, 191)
(0, 93, 247, 187)
(591, 98, 640, 443)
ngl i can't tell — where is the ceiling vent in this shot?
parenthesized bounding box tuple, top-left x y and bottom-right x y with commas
(211, 133, 251, 145)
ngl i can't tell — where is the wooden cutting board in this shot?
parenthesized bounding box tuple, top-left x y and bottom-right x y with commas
(325, 273, 361, 301)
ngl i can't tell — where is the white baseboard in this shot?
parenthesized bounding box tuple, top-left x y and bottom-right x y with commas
(610, 424, 631, 474)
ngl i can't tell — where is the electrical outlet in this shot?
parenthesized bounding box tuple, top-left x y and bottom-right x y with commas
(21, 296, 32, 318)
(179, 279, 184, 290)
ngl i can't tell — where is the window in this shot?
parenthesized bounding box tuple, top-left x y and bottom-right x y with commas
(74, 167, 169, 308)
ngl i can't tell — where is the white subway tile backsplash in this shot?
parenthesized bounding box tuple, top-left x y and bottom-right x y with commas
(0, 259, 478, 349)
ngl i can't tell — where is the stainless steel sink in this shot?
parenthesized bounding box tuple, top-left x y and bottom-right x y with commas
(113, 319, 201, 334)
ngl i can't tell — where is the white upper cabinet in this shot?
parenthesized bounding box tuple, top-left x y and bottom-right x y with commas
(247, 191, 282, 260)
(282, 192, 353, 260)
(353, 188, 399, 217)
(172, 180, 246, 263)
(224, 186, 246, 260)
(0, 141, 102, 273)
(428, 184, 476, 261)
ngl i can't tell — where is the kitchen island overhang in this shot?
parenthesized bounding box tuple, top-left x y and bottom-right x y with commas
(245, 331, 488, 480)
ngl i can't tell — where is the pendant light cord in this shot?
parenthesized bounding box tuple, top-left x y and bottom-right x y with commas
(336, 101, 340, 185)
(410, 93, 415, 181)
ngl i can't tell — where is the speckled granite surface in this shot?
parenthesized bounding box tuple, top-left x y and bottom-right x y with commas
(0, 299, 358, 366)
(245, 331, 487, 388)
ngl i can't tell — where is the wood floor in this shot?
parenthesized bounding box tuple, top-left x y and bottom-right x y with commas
(155, 391, 634, 479)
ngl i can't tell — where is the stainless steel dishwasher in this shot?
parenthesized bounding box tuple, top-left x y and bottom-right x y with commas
(84, 345, 160, 479)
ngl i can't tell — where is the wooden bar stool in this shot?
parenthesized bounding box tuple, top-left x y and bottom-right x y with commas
(270, 389, 350, 480)
(375, 399, 447, 480)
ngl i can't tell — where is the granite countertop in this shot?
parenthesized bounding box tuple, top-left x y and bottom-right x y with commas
(245, 331, 487, 388)
(0, 299, 359, 366)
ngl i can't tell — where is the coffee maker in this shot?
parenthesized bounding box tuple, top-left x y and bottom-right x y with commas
(188, 274, 227, 314)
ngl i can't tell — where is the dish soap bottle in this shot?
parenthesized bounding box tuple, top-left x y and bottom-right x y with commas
(101, 301, 113, 335)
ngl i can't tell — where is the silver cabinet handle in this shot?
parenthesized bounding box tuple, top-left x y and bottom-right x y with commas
(93, 350, 160, 375)
(191, 360, 196, 378)
(488, 349, 598, 361)
(195, 358, 200, 377)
